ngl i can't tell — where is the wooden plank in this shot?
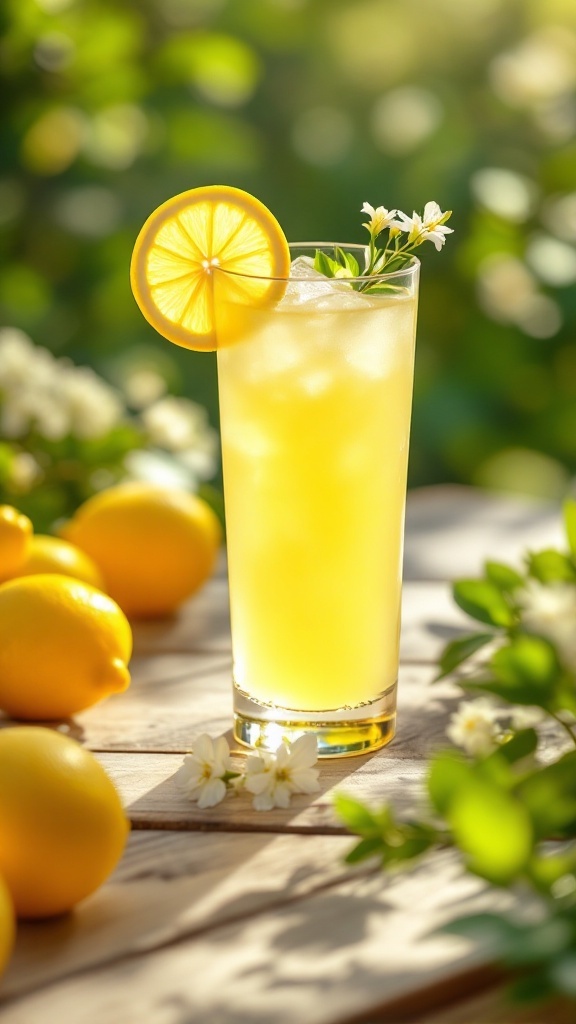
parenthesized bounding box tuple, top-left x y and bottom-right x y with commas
(400, 581, 470, 663)
(73, 660, 456, 760)
(404, 485, 562, 581)
(91, 666, 452, 832)
(100, 748, 425, 833)
(0, 849, 521, 1024)
(131, 578, 231, 656)
(1, 830, 360, 1002)
(407, 987, 574, 1024)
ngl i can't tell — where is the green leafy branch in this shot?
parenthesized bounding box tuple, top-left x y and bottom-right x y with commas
(335, 498, 576, 1010)
(313, 200, 453, 293)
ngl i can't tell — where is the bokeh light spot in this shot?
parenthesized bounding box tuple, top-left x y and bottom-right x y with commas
(292, 107, 353, 166)
(53, 187, 122, 238)
(21, 107, 86, 176)
(83, 104, 149, 170)
(526, 234, 576, 287)
(471, 168, 538, 223)
(371, 87, 443, 155)
(34, 32, 75, 73)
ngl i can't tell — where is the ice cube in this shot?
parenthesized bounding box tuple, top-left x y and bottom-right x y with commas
(344, 300, 415, 377)
(289, 256, 320, 278)
(308, 289, 372, 311)
(279, 256, 353, 307)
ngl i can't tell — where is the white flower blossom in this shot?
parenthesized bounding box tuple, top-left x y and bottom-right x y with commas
(142, 397, 219, 480)
(516, 579, 576, 671)
(244, 734, 321, 811)
(361, 202, 397, 237)
(0, 328, 36, 389)
(446, 698, 501, 757)
(392, 200, 454, 250)
(123, 367, 167, 409)
(174, 734, 231, 809)
(0, 329, 125, 442)
(60, 366, 123, 440)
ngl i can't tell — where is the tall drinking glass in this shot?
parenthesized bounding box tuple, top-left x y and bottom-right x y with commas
(215, 246, 419, 757)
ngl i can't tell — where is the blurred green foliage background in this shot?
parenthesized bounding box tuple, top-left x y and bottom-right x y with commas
(2, 0, 576, 502)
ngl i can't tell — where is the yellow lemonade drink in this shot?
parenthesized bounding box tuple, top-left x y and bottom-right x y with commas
(217, 249, 419, 756)
(129, 187, 448, 758)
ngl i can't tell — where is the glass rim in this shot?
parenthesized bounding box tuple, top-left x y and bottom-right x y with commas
(213, 245, 420, 284)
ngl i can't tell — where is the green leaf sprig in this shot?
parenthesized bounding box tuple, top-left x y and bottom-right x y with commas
(335, 497, 576, 1013)
(313, 200, 453, 292)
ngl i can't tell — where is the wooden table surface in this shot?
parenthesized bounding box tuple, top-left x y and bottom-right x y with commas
(0, 486, 567, 1024)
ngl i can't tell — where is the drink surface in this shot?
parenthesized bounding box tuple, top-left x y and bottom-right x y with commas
(217, 280, 418, 712)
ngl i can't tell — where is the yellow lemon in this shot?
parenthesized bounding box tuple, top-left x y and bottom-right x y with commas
(0, 505, 32, 582)
(63, 483, 221, 619)
(130, 185, 290, 350)
(0, 575, 132, 720)
(0, 726, 129, 919)
(15, 534, 105, 589)
(0, 875, 15, 977)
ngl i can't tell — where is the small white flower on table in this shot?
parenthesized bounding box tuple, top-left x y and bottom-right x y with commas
(244, 734, 321, 811)
(392, 201, 454, 251)
(447, 698, 500, 757)
(174, 734, 232, 808)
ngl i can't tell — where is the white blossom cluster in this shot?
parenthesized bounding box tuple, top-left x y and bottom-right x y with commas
(516, 579, 576, 673)
(0, 327, 124, 442)
(447, 697, 544, 758)
(361, 199, 453, 252)
(0, 327, 219, 493)
(142, 396, 219, 481)
(174, 733, 321, 811)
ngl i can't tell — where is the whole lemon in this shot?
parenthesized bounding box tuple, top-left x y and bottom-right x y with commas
(0, 727, 129, 919)
(63, 483, 221, 618)
(0, 874, 15, 976)
(15, 534, 105, 589)
(0, 575, 132, 720)
(0, 505, 32, 582)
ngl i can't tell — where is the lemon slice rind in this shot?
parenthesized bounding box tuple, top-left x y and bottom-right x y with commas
(130, 185, 290, 351)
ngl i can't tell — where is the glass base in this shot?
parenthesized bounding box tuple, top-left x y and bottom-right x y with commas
(233, 682, 397, 758)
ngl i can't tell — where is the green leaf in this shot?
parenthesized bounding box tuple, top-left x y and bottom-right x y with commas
(344, 836, 383, 864)
(490, 634, 561, 706)
(528, 850, 576, 892)
(453, 580, 514, 628)
(485, 560, 524, 592)
(527, 549, 576, 583)
(313, 250, 339, 278)
(496, 728, 538, 764)
(336, 249, 360, 277)
(427, 752, 473, 817)
(360, 283, 406, 294)
(508, 972, 555, 1005)
(333, 793, 381, 835)
(516, 751, 576, 837)
(503, 918, 573, 967)
(563, 499, 576, 557)
(448, 777, 533, 884)
(548, 951, 576, 996)
(436, 632, 494, 679)
(555, 678, 576, 718)
(440, 911, 518, 954)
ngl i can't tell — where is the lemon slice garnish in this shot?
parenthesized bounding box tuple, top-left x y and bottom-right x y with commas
(130, 185, 290, 350)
